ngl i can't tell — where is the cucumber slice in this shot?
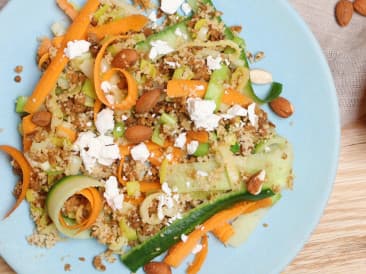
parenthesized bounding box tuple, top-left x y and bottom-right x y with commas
(46, 175, 104, 239)
(121, 188, 275, 272)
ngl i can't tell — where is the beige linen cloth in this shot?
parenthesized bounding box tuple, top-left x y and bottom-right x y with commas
(0, 0, 365, 125)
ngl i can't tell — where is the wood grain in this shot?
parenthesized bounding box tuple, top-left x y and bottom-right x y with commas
(1, 120, 365, 273)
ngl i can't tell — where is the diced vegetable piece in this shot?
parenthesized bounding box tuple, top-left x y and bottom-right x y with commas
(230, 143, 240, 154)
(173, 66, 194, 80)
(205, 65, 230, 110)
(15, 96, 28, 113)
(159, 158, 169, 183)
(193, 143, 209, 157)
(126, 181, 140, 196)
(160, 112, 177, 126)
(81, 79, 96, 99)
(121, 189, 275, 272)
(119, 218, 138, 241)
(113, 122, 125, 138)
(152, 126, 165, 146)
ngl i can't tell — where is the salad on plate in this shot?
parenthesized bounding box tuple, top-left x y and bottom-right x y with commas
(1, 0, 294, 273)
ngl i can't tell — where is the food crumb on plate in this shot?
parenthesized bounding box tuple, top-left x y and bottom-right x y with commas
(14, 65, 23, 73)
(78, 257, 86, 262)
(64, 263, 71, 272)
(93, 255, 106, 272)
(263, 223, 269, 228)
(14, 75, 21, 83)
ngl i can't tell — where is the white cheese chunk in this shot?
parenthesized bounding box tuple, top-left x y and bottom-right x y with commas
(207, 55, 222, 71)
(149, 40, 174, 59)
(222, 105, 248, 120)
(95, 108, 115, 135)
(131, 143, 150, 162)
(104, 176, 124, 211)
(247, 103, 258, 127)
(187, 140, 199, 155)
(174, 132, 187, 148)
(161, 0, 184, 14)
(64, 40, 91, 59)
(187, 98, 222, 131)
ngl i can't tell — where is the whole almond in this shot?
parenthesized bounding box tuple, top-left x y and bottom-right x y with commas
(335, 0, 353, 27)
(246, 170, 265, 195)
(112, 49, 139, 69)
(354, 0, 366, 16)
(135, 89, 161, 113)
(125, 125, 153, 144)
(269, 97, 294, 118)
(31, 111, 52, 127)
(144, 262, 172, 274)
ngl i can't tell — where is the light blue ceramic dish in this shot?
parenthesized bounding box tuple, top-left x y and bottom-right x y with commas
(0, 0, 340, 273)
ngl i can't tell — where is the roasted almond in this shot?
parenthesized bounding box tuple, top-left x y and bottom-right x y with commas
(112, 49, 139, 69)
(335, 0, 353, 27)
(144, 262, 172, 274)
(269, 97, 294, 118)
(246, 170, 266, 195)
(354, 0, 366, 16)
(31, 111, 52, 127)
(135, 89, 161, 113)
(125, 125, 153, 144)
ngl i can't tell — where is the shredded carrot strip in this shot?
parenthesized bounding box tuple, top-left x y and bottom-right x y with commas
(125, 195, 145, 205)
(0, 146, 31, 219)
(52, 36, 65, 48)
(164, 198, 272, 267)
(139, 181, 161, 192)
(186, 235, 209, 274)
(23, 136, 33, 152)
(38, 53, 50, 70)
(186, 131, 209, 143)
(212, 222, 235, 244)
(167, 80, 208, 98)
(222, 88, 253, 107)
(56, 0, 78, 20)
(59, 212, 85, 230)
(23, 0, 101, 113)
(55, 126, 77, 142)
(117, 145, 131, 185)
(80, 187, 103, 230)
(94, 42, 138, 110)
(88, 15, 148, 39)
(93, 99, 103, 123)
(37, 38, 52, 57)
(149, 149, 163, 166)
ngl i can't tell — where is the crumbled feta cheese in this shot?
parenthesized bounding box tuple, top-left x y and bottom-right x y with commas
(121, 115, 129, 121)
(101, 81, 112, 93)
(162, 182, 172, 196)
(148, 11, 158, 29)
(64, 40, 90, 59)
(175, 28, 188, 40)
(104, 176, 124, 210)
(197, 170, 208, 177)
(249, 69, 273, 85)
(160, 0, 184, 14)
(165, 60, 180, 69)
(264, 146, 271, 153)
(149, 40, 174, 59)
(86, 121, 93, 127)
(222, 104, 248, 120)
(187, 98, 222, 131)
(131, 143, 150, 162)
(247, 103, 258, 127)
(187, 140, 199, 155)
(74, 133, 121, 172)
(186, 181, 191, 187)
(95, 108, 114, 135)
(181, 234, 188, 242)
(207, 55, 222, 71)
(157, 194, 174, 220)
(51, 21, 66, 36)
(174, 133, 187, 148)
(192, 244, 203, 254)
(181, 2, 192, 15)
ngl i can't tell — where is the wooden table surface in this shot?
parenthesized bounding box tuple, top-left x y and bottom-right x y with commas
(1, 119, 366, 273)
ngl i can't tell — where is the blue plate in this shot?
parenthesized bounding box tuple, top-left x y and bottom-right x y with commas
(0, 0, 340, 273)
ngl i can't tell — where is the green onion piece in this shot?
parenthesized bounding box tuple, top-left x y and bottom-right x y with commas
(93, 4, 109, 23)
(230, 143, 240, 154)
(113, 122, 125, 139)
(251, 82, 283, 104)
(160, 113, 177, 127)
(84, 96, 95, 108)
(81, 79, 96, 99)
(126, 181, 140, 196)
(173, 66, 194, 80)
(152, 126, 165, 146)
(193, 143, 210, 157)
(15, 96, 28, 113)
